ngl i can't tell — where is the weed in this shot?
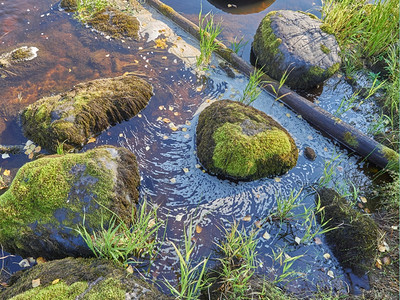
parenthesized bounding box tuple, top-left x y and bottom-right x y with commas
(266, 66, 292, 102)
(164, 219, 209, 299)
(197, 11, 222, 70)
(271, 247, 303, 284)
(334, 91, 360, 116)
(215, 221, 258, 299)
(230, 36, 248, 56)
(239, 67, 264, 105)
(75, 0, 108, 22)
(367, 113, 390, 135)
(272, 189, 302, 223)
(318, 153, 342, 187)
(56, 141, 66, 155)
(76, 199, 162, 265)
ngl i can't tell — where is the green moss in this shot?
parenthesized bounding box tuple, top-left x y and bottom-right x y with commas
(343, 131, 359, 148)
(11, 48, 32, 61)
(10, 281, 88, 300)
(317, 188, 380, 276)
(21, 75, 152, 152)
(85, 278, 125, 299)
(320, 43, 331, 54)
(196, 100, 298, 180)
(88, 7, 140, 40)
(212, 123, 291, 178)
(60, 0, 77, 11)
(159, 3, 176, 17)
(320, 23, 335, 35)
(326, 62, 340, 77)
(380, 145, 400, 172)
(297, 11, 319, 20)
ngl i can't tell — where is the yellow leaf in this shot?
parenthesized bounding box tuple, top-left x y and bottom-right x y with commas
(327, 270, 334, 278)
(3, 170, 10, 176)
(314, 237, 322, 245)
(163, 135, 168, 140)
(119, 133, 123, 137)
(174, 112, 179, 116)
(32, 279, 41, 288)
(360, 196, 367, 203)
(254, 221, 262, 228)
(196, 86, 202, 92)
(274, 177, 281, 183)
(148, 218, 156, 229)
(36, 257, 46, 264)
(52, 279, 60, 285)
(323, 253, 331, 260)
(170, 178, 176, 183)
(182, 127, 187, 132)
(158, 105, 165, 110)
(286, 113, 291, 118)
(375, 258, 383, 269)
(182, 168, 189, 173)
(243, 215, 251, 222)
(162, 56, 167, 60)
(28, 152, 34, 160)
(185, 120, 191, 126)
(126, 265, 134, 274)
(168, 106, 174, 111)
(196, 225, 203, 233)
(34, 146, 41, 153)
(162, 118, 171, 123)
(87, 137, 96, 144)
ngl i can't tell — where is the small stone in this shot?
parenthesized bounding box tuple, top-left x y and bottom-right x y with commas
(304, 147, 316, 161)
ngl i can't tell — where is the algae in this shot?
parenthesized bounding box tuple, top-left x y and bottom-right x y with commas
(343, 131, 359, 148)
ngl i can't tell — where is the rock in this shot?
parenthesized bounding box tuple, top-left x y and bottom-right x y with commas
(0, 46, 39, 68)
(252, 10, 341, 90)
(316, 188, 380, 276)
(20, 74, 153, 152)
(0, 257, 171, 299)
(304, 146, 316, 161)
(196, 100, 298, 181)
(0, 146, 140, 259)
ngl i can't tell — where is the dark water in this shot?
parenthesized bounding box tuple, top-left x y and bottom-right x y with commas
(0, 0, 381, 296)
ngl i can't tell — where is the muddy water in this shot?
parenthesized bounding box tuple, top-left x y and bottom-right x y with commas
(0, 0, 378, 296)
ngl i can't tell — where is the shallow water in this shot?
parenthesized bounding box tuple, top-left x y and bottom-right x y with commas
(0, 0, 382, 296)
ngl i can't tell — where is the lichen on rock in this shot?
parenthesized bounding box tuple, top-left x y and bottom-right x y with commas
(316, 188, 380, 276)
(196, 100, 298, 181)
(252, 10, 341, 90)
(0, 257, 171, 299)
(0, 146, 140, 259)
(20, 74, 153, 152)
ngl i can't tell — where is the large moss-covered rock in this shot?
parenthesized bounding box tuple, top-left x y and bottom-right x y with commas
(252, 10, 341, 90)
(196, 100, 298, 180)
(316, 188, 380, 276)
(0, 146, 140, 259)
(21, 74, 152, 152)
(0, 257, 171, 300)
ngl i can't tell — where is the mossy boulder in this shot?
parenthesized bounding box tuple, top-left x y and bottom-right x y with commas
(20, 74, 152, 152)
(252, 10, 341, 90)
(316, 188, 380, 276)
(0, 146, 140, 259)
(196, 100, 298, 181)
(0, 257, 171, 300)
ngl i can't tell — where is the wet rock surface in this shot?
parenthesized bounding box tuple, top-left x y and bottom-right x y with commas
(196, 100, 298, 181)
(316, 188, 380, 276)
(20, 74, 153, 152)
(1, 257, 171, 299)
(0, 146, 140, 259)
(304, 146, 316, 161)
(252, 10, 341, 90)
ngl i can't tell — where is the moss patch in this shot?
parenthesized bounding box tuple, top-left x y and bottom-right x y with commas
(343, 131, 359, 148)
(316, 188, 380, 276)
(320, 23, 335, 35)
(0, 146, 140, 259)
(380, 145, 400, 172)
(320, 43, 331, 54)
(88, 7, 140, 40)
(196, 100, 298, 180)
(60, 0, 77, 12)
(11, 48, 32, 61)
(21, 74, 152, 152)
(1, 257, 170, 300)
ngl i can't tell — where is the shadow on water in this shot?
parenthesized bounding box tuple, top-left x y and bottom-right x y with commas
(207, 0, 275, 14)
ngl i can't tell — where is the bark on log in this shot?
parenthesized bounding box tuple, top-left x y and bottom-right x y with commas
(145, 0, 399, 172)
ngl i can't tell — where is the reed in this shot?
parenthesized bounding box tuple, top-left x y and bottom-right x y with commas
(239, 67, 264, 105)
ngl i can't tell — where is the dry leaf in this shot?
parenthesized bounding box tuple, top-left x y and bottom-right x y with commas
(163, 135, 168, 140)
(295, 237, 301, 244)
(274, 177, 281, 183)
(196, 225, 203, 233)
(182, 168, 189, 173)
(170, 178, 176, 183)
(174, 112, 180, 116)
(263, 231, 271, 240)
(36, 257, 46, 264)
(243, 215, 251, 222)
(52, 279, 60, 285)
(3, 169, 10, 176)
(254, 221, 262, 228)
(327, 270, 334, 278)
(383, 256, 391, 265)
(32, 279, 41, 288)
(378, 244, 387, 252)
(168, 106, 174, 111)
(182, 127, 187, 132)
(148, 218, 156, 228)
(158, 105, 165, 110)
(28, 152, 34, 160)
(196, 86, 202, 92)
(156, 117, 162, 121)
(323, 253, 331, 260)
(314, 237, 322, 245)
(162, 118, 171, 123)
(162, 56, 167, 60)
(25, 149, 32, 155)
(286, 113, 291, 118)
(175, 213, 184, 221)
(360, 196, 367, 203)
(87, 137, 96, 144)
(376, 258, 383, 269)
(126, 265, 134, 274)
(195, 164, 201, 169)
(34, 146, 41, 153)
(185, 120, 191, 126)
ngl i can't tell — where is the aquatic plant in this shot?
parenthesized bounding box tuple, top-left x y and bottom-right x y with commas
(239, 67, 264, 105)
(75, 0, 108, 22)
(230, 36, 248, 56)
(76, 198, 162, 265)
(271, 247, 303, 284)
(197, 11, 222, 70)
(265, 66, 292, 102)
(164, 219, 209, 299)
(272, 189, 302, 223)
(214, 222, 258, 299)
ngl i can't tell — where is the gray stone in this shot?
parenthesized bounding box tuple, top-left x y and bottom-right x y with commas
(252, 10, 341, 89)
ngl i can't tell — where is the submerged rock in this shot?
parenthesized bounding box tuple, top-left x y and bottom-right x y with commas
(0, 257, 171, 299)
(0, 146, 140, 259)
(0, 46, 39, 68)
(304, 146, 316, 161)
(252, 10, 341, 90)
(196, 100, 298, 181)
(21, 74, 152, 152)
(316, 188, 380, 276)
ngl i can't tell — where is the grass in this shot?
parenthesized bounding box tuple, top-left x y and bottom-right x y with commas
(76, 199, 162, 266)
(164, 219, 209, 299)
(266, 66, 292, 102)
(230, 36, 248, 56)
(271, 247, 303, 284)
(197, 11, 222, 70)
(239, 67, 264, 105)
(214, 222, 258, 299)
(271, 189, 302, 223)
(75, 0, 108, 22)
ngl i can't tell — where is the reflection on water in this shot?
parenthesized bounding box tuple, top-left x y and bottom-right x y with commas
(207, 0, 275, 14)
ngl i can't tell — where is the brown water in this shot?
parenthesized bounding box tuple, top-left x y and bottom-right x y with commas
(0, 0, 380, 296)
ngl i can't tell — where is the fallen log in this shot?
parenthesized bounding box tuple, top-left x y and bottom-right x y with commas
(145, 0, 399, 172)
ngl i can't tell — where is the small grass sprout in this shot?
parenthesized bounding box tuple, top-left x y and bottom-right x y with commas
(272, 188, 303, 223)
(239, 67, 264, 105)
(230, 36, 248, 56)
(76, 199, 162, 265)
(271, 247, 303, 284)
(197, 11, 222, 70)
(266, 66, 292, 102)
(164, 219, 209, 299)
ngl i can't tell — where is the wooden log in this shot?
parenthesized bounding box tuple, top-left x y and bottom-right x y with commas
(145, 0, 399, 172)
